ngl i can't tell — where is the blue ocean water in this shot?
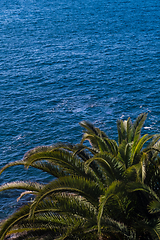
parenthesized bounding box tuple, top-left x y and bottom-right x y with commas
(0, 0, 159, 220)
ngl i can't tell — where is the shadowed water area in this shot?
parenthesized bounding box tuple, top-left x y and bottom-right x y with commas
(0, 0, 159, 219)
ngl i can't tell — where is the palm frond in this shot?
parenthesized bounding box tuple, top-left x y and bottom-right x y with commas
(0, 159, 69, 179)
(131, 112, 148, 144)
(131, 134, 154, 165)
(50, 193, 97, 220)
(149, 200, 160, 214)
(0, 181, 43, 193)
(117, 119, 127, 144)
(126, 117, 132, 143)
(97, 180, 125, 234)
(144, 134, 160, 151)
(103, 138, 118, 156)
(117, 140, 131, 167)
(100, 217, 136, 240)
(29, 176, 104, 219)
(0, 160, 26, 175)
(124, 163, 141, 182)
(127, 182, 160, 202)
(85, 152, 125, 184)
(23, 148, 99, 182)
(72, 144, 107, 184)
(80, 121, 107, 138)
(0, 204, 31, 240)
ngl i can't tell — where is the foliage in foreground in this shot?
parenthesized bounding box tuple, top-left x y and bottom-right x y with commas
(1, 113, 160, 239)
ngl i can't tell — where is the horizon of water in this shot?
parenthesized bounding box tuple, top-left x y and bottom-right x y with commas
(0, 0, 160, 220)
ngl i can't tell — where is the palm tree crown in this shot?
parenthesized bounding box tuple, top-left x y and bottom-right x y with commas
(1, 113, 160, 240)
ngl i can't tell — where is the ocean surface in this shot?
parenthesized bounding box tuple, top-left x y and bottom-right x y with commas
(0, 0, 159, 220)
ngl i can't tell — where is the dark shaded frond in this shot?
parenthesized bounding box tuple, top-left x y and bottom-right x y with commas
(85, 152, 125, 184)
(101, 217, 136, 240)
(98, 180, 125, 234)
(80, 121, 107, 138)
(149, 200, 160, 214)
(127, 182, 160, 202)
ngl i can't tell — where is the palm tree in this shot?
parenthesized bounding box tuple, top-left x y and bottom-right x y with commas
(1, 113, 160, 239)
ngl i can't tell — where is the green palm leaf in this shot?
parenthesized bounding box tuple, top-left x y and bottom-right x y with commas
(97, 180, 125, 234)
(0, 181, 43, 193)
(85, 152, 125, 184)
(130, 112, 148, 142)
(0, 160, 69, 178)
(0, 204, 31, 240)
(29, 176, 104, 219)
(149, 200, 160, 214)
(23, 148, 99, 181)
(117, 119, 127, 144)
(131, 134, 154, 165)
(80, 121, 107, 137)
